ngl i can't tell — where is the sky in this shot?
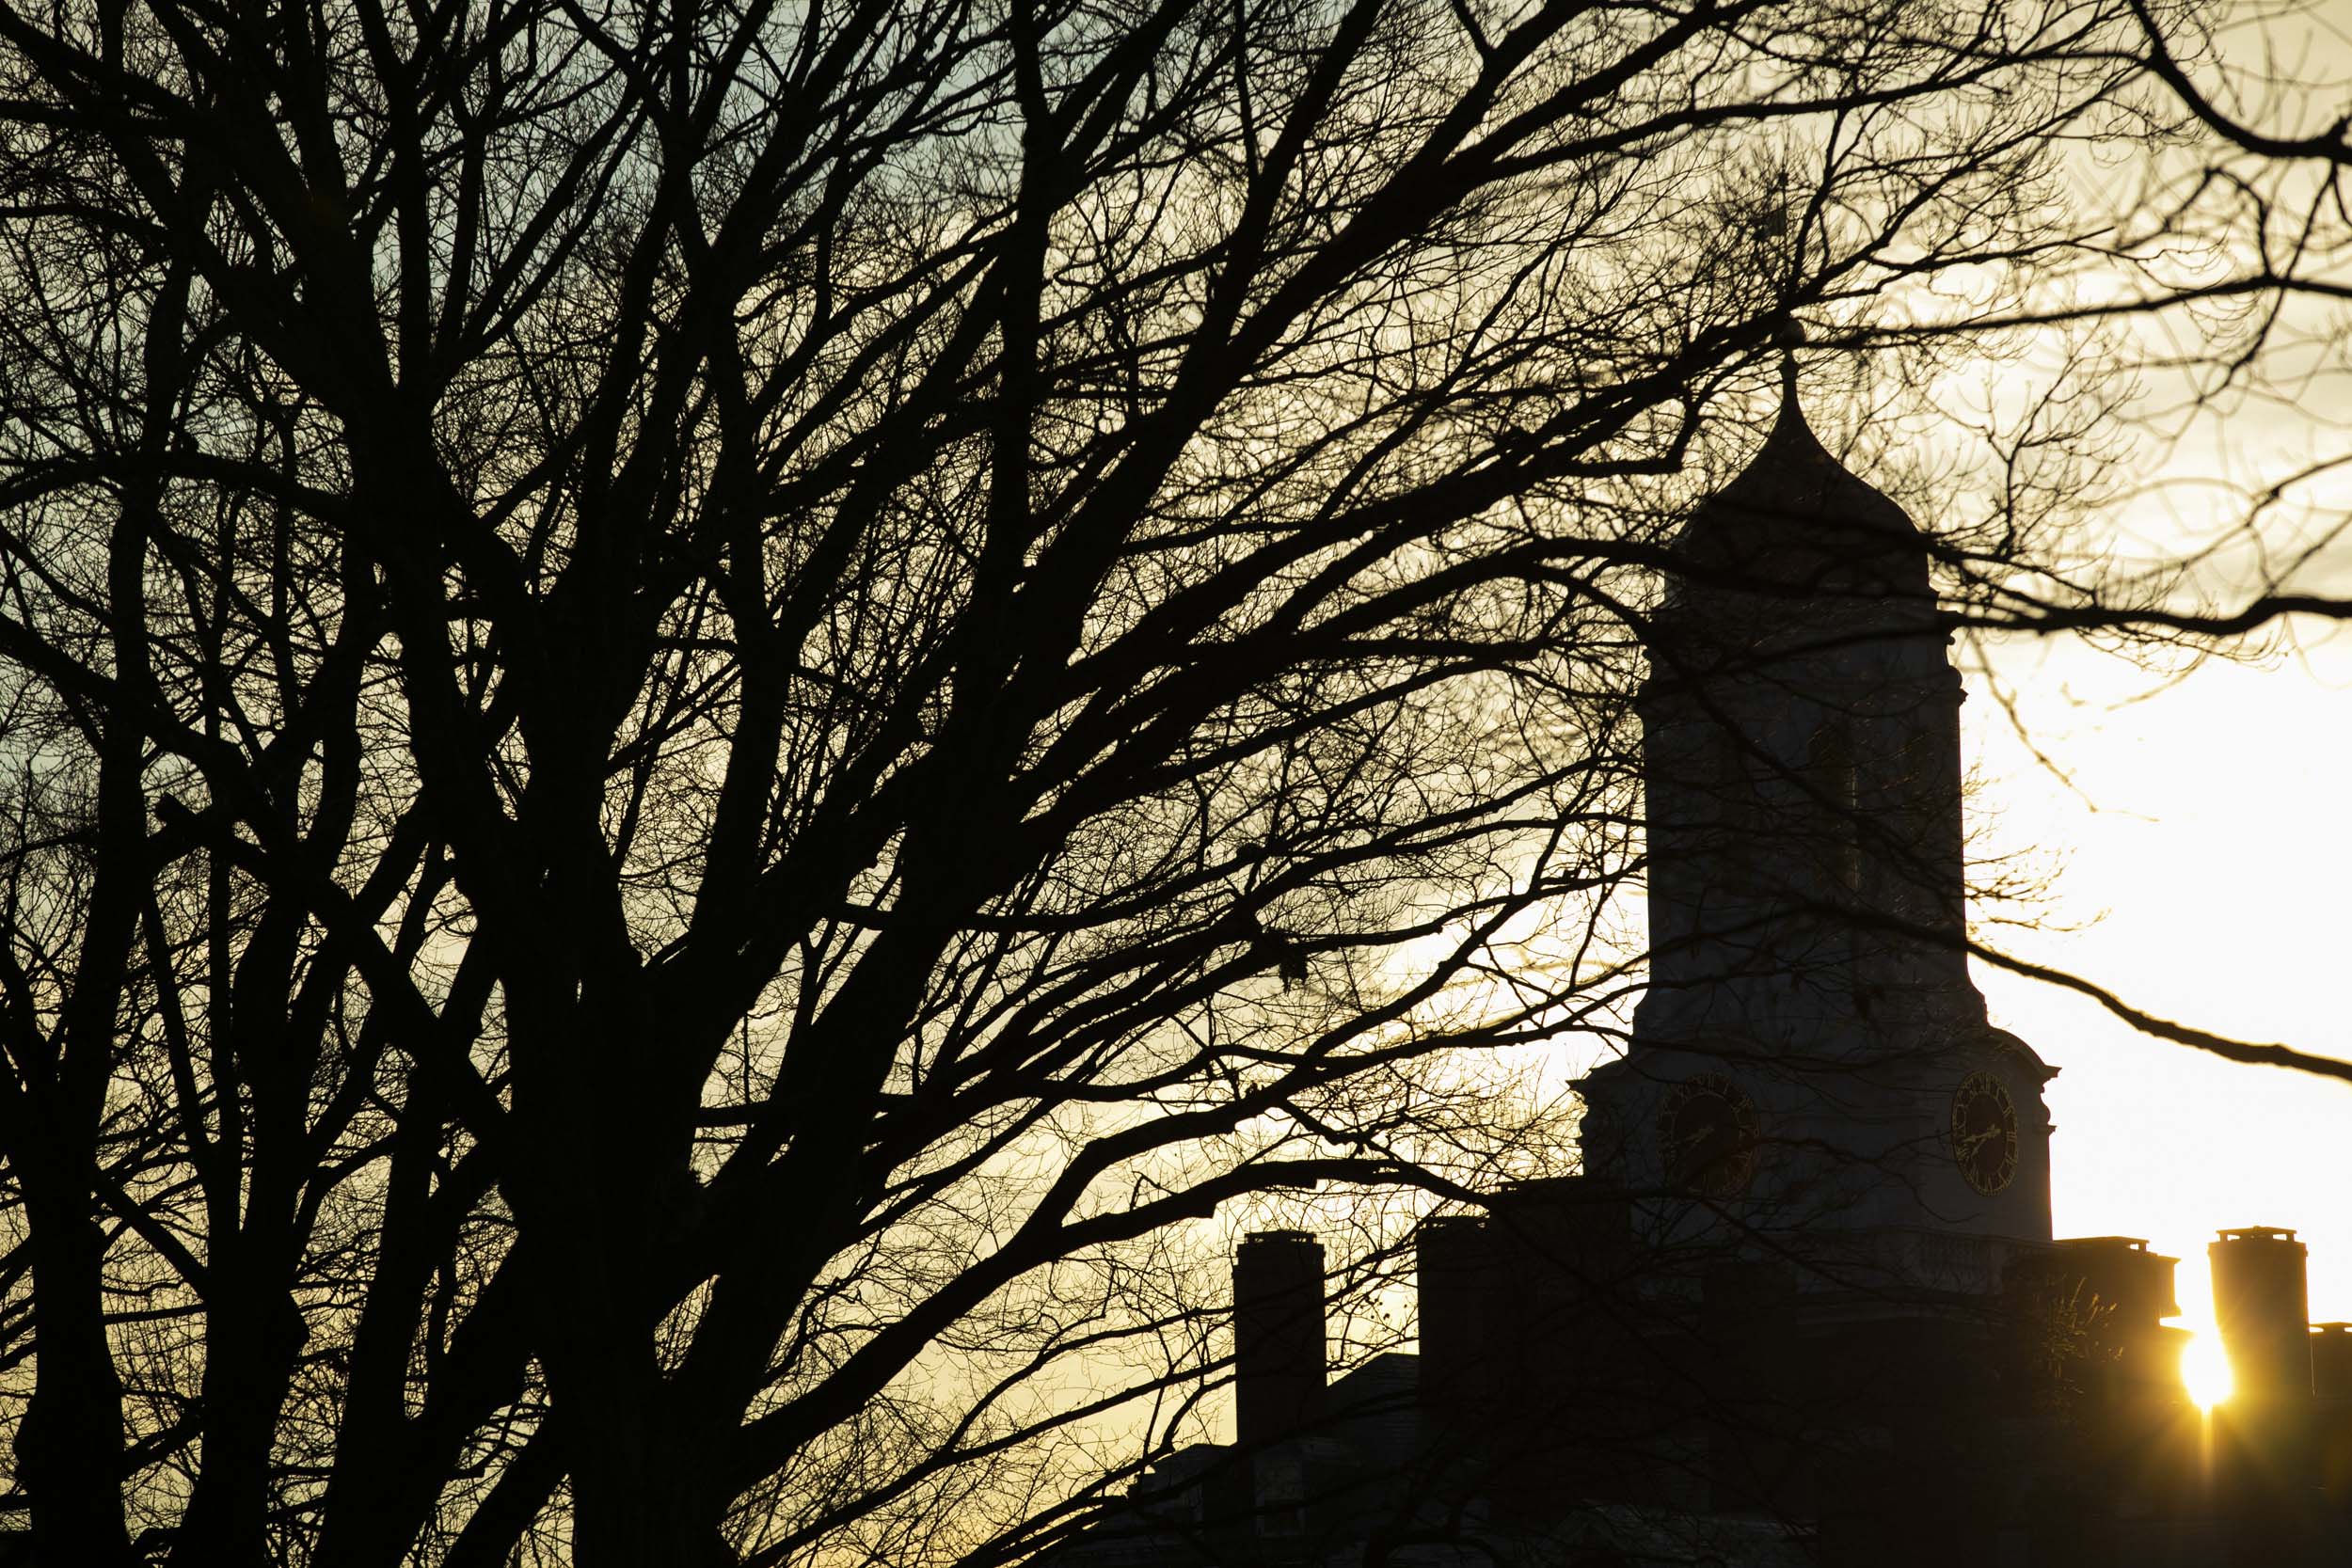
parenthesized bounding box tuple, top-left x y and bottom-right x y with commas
(1966, 621, 2352, 1338)
(1221, 0, 2352, 1432)
(1926, 0, 2352, 1344)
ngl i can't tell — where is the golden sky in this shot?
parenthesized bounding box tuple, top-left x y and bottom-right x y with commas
(1969, 624, 2352, 1335)
(1942, 0, 2352, 1338)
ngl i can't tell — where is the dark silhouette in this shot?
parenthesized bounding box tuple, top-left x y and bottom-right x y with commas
(1061, 385, 2352, 1567)
(0, 3, 2349, 1565)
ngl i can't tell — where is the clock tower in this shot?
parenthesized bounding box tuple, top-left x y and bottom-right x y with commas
(1578, 375, 2054, 1288)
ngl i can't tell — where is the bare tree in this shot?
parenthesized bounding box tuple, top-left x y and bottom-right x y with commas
(0, 1, 2327, 1565)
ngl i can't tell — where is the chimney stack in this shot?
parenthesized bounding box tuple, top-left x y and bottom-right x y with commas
(2310, 1323, 2352, 1402)
(1234, 1230, 1326, 1449)
(1416, 1215, 1498, 1435)
(2210, 1227, 2312, 1402)
(2043, 1236, 2184, 1398)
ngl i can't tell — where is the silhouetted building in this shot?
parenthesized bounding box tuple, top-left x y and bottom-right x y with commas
(1233, 1231, 1327, 1450)
(2212, 1227, 2312, 1402)
(1061, 382, 2352, 1566)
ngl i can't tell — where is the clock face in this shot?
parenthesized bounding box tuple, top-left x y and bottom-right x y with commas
(1950, 1071, 2020, 1196)
(1659, 1072, 1758, 1198)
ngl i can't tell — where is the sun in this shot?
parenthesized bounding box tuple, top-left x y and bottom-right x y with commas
(2182, 1333, 2233, 1410)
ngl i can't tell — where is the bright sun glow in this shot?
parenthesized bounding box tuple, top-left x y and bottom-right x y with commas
(2182, 1334, 2234, 1410)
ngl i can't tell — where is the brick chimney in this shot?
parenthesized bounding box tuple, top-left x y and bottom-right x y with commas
(1233, 1230, 1326, 1449)
(2211, 1227, 2312, 1402)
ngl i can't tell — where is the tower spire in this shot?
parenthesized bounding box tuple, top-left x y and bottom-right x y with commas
(1774, 313, 1805, 409)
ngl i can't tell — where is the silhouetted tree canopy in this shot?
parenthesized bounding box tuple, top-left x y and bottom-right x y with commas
(0, 0, 2342, 1563)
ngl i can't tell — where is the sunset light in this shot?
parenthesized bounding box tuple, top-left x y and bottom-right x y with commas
(2183, 1334, 2234, 1412)
(10, 0, 2352, 1562)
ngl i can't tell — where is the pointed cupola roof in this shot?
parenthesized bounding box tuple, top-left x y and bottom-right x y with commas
(1664, 376, 1935, 622)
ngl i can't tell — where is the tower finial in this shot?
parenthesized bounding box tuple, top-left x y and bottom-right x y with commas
(1772, 314, 1806, 407)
